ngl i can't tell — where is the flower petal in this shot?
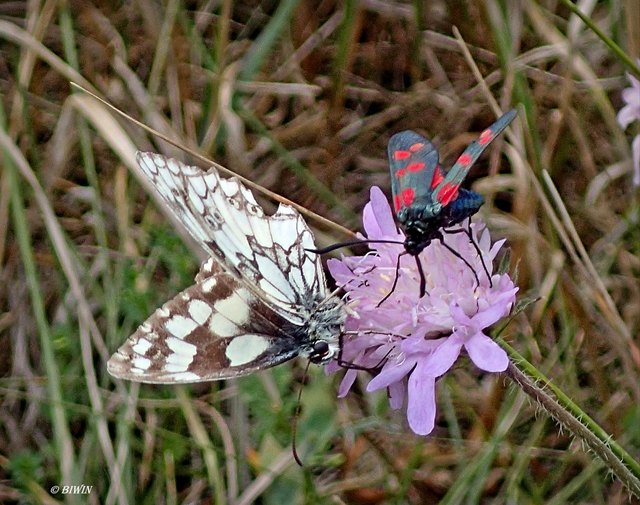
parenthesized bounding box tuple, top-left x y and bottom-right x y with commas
(407, 367, 436, 435)
(419, 337, 463, 376)
(618, 104, 637, 129)
(327, 258, 353, 284)
(622, 85, 640, 107)
(363, 186, 399, 239)
(367, 357, 416, 391)
(465, 332, 509, 372)
(337, 369, 359, 397)
(388, 380, 406, 410)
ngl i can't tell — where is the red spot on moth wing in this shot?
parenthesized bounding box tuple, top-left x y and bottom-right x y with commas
(457, 153, 472, 166)
(436, 182, 459, 206)
(478, 128, 493, 144)
(394, 194, 402, 212)
(401, 188, 415, 206)
(409, 142, 424, 152)
(396, 168, 407, 178)
(406, 162, 426, 172)
(394, 150, 411, 160)
(430, 166, 445, 189)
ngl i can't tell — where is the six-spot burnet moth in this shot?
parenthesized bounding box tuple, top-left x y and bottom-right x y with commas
(386, 108, 518, 298)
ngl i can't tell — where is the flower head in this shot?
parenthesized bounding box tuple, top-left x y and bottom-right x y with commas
(617, 64, 640, 186)
(327, 187, 518, 435)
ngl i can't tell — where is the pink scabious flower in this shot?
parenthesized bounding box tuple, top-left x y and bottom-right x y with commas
(617, 64, 640, 186)
(326, 186, 518, 436)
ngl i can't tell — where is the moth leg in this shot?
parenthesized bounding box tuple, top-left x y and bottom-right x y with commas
(438, 235, 482, 289)
(415, 255, 426, 298)
(461, 221, 493, 287)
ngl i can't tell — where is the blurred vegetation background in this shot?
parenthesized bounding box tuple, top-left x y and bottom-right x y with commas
(1, 0, 639, 503)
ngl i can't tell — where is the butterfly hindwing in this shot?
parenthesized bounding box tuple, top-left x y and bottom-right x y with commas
(108, 259, 302, 383)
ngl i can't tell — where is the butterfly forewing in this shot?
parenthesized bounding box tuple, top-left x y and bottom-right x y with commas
(136, 152, 326, 318)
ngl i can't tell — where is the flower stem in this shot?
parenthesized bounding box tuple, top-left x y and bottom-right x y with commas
(498, 338, 640, 497)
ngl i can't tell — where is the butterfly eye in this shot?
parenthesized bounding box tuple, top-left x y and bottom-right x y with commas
(309, 340, 330, 363)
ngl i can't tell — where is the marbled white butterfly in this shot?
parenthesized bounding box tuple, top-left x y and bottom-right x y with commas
(107, 153, 346, 383)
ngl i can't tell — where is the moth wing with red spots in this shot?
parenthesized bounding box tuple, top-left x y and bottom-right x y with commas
(387, 130, 441, 222)
(107, 153, 345, 383)
(433, 108, 517, 207)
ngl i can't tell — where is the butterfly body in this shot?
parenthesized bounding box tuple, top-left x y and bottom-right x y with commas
(108, 153, 345, 383)
(389, 109, 517, 256)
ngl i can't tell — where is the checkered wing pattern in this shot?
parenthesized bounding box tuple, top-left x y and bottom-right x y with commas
(136, 152, 328, 324)
(107, 153, 344, 383)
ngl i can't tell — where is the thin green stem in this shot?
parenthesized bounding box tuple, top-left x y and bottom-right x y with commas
(239, 0, 302, 81)
(558, 0, 640, 78)
(498, 337, 640, 497)
(2, 131, 79, 494)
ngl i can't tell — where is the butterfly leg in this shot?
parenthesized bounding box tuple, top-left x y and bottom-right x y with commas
(376, 251, 404, 307)
(337, 330, 396, 372)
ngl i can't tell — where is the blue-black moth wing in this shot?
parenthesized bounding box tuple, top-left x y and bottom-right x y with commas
(388, 131, 442, 220)
(433, 108, 517, 207)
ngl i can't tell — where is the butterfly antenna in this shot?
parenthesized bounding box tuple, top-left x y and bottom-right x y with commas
(307, 238, 403, 255)
(291, 360, 312, 467)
